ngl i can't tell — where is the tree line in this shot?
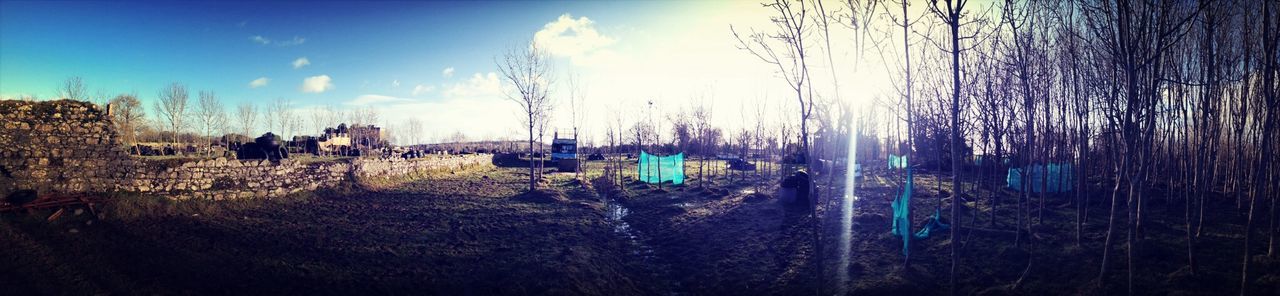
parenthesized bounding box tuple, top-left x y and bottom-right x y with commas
(36, 77, 397, 156)
(727, 0, 1278, 295)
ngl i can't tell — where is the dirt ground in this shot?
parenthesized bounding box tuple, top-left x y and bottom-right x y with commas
(2, 159, 1278, 295)
(833, 164, 1280, 296)
(0, 166, 657, 295)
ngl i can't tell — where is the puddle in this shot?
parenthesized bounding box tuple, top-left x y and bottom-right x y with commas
(602, 194, 682, 295)
(605, 201, 656, 259)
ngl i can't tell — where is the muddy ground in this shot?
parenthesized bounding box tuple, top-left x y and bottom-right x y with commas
(0, 166, 657, 295)
(2, 160, 1278, 295)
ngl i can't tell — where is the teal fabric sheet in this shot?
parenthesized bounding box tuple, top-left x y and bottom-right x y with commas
(1007, 163, 1074, 193)
(639, 151, 685, 185)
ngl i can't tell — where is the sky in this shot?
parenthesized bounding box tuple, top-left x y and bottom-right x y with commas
(1, 0, 907, 144)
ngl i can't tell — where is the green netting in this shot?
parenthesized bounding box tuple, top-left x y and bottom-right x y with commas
(890, 169, 913, 255)
(888, 154, 909, 169)
(639, 151, 685, 185)
(1007, 163, 1074, 193)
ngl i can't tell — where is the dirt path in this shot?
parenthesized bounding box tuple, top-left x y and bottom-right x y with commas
(602, 174, 819, 295)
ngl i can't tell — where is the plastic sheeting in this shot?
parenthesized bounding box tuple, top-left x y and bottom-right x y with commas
(888, 154, 909, 169)
(1007, 163, 1075, 192)
(890, 169, 913, 255)
(639, 151, 685, 185)
(914, 209, 950, 239)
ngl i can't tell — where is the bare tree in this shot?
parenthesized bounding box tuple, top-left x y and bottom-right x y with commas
(536, 102, 554, 182)
(109, 92, 146, 150)
(91, 89, 110, 109)
(311, 106, 329, 137)
(263, 98, 281, 136)
(567, 72, 586, 176)
(324, 105, 341, 132)
(285, 111, 302, 142)
(450, 131, 468, 152)
(407, 118, 424, 147)
(154, 82, 190, 151)
(56, 76, 87, 101)
(236, 102, 258, 138)
(736, 6, 824, 288)
(927, 0, 982, 292)
(195, 91, 226, 156)
(691, 96, 713, 186)
(267, 97, 296, 138)
(733, 0, 816, 175)
(496, 40, 553, 192)
(1242, 1, 1278, 293)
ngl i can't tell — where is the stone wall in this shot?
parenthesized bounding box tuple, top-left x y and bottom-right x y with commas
(0, 100, 134, 195)
(1, 99, 492, 201)
(353, 155, 491, 179)
(125, 159, 353, 200)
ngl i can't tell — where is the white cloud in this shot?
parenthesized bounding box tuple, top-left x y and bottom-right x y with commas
(249, 35, 306, 47)
(250, 35, 270, 45)
(392, 80, 401, 87)
(300, 75, 334, 93)
(412, 84, 435, 96)
(443, 72, 501, 98)
(292, 57, 310, 69)
(278, 36, 306, 46)
(534, 14, 616, 58)
(248, 77, 270, 88)
(442, 67, 455, 78)
(347, 94, 414, 105)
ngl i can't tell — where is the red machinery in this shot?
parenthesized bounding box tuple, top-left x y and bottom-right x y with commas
(1, 192, 105, 220)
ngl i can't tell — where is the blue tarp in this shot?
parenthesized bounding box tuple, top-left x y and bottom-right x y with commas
(1007, 163, 1074, 192)
(888, 154, 909, 169)
(639, 151, 685, 185)
(890, 169, 913, 255)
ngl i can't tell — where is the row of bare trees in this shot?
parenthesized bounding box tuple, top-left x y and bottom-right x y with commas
(730, 0, 1278, 294)
(40, 77, 401, 156)
(910, 0, 1278, 294)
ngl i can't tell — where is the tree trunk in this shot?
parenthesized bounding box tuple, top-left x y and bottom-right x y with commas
(946, 8, 962, 294)
(528, 117, 536, 192)
(899, 0, 915, 267)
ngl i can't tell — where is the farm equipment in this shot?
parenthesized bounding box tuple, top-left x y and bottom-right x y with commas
(2, 191, 106, 221)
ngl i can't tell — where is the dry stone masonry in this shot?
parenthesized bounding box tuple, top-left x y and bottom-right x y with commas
(124, 158, 353, 200)
(1, 100, 132, 194)
(353, 156, 490, 179)
(1, 99, 492, 200)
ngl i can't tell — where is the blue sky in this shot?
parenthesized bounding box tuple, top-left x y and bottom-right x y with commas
(2, 0, 889, 143)
(2, 1, 655, 101)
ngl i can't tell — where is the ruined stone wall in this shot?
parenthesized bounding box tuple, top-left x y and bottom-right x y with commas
(1, 99, 493, 201)
(0, 100, 134, 195)
(353, 155, 492, 179)
(125, 159, 352, 200)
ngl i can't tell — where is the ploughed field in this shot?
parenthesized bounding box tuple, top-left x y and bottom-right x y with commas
(3, 160, 1279, 295)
